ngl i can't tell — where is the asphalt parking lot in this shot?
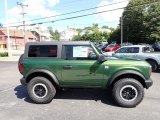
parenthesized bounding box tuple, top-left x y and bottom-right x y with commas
(0, 62, 160, 120)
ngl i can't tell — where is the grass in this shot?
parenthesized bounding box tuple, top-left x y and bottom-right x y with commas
(0, 52, 8, 57)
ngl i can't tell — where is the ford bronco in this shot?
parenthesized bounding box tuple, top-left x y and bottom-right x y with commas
(18, 41, 153, 107)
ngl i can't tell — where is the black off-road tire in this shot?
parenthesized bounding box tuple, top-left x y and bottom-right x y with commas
(27, 77, 56, 104)
(112, 78, 144, 108)
(147, 60, 158, 72)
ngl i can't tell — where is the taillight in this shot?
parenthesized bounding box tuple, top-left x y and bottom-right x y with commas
(19, 63, 23, 74)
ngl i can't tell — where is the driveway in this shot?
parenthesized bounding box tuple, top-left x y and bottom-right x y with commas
(0, 62, 160, 120)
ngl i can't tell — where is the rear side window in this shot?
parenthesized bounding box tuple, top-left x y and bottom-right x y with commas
(28, 45, 57, 57)
(143, 47, 153, 53)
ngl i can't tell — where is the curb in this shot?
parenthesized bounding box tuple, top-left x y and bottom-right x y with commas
(0, 57, 19, 62)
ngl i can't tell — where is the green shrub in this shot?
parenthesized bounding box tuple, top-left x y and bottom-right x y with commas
(0, 52, 8, 57)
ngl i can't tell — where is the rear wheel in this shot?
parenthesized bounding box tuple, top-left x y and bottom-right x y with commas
(112, 78, 144, 108)
(27, 77, 56, 104)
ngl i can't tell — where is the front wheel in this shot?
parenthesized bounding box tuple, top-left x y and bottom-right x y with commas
(112, 78, 144, 108)
(27, 77, 56, 104)
(147, 60, 158, 72)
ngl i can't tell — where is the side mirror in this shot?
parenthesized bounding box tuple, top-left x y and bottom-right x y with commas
(98, 54, 105, 62)
(88, 52, 97, 59)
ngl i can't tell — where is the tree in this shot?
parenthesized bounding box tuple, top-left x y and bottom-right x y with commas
(72, 34, 81, 41)
(102, 25, 109, 29)
(108, 27, 121, 44)
(102, 32, 109, 40)
(122, 0, 160, 44)
(72, 23, 111, 42)
(48, 27, 60, 41)
(144, 1, 160, 42)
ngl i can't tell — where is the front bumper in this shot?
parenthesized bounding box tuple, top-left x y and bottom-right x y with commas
(145, 78, 153, 89)
(20, 77, 26, 86)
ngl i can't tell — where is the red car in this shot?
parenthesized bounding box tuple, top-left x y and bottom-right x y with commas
(104, 44, 120, 52)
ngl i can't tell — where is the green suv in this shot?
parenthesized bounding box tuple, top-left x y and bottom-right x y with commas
(18, 41, 153, 107)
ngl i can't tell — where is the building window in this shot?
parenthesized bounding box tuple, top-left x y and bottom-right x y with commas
(2, 36, 5, 41)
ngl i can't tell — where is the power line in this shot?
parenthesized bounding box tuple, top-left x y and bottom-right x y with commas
(7, 0, 129, 25)
(8, 7, 125, 27)
(50, 21, 119, 27)
(8, 0, 159, 28)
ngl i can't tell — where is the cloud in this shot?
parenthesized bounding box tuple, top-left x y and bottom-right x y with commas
(6, 0, 59, 28)
(4, 17, 32, 28)
(7, 7, 21, 18)
(5, 18, 21, 27)
(46, 0, 60, 7)
(96, 0, 129, 22)
(8, 0, 59, 18)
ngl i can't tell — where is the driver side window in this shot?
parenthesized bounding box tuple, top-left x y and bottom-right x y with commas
(116, 47, 128, 53)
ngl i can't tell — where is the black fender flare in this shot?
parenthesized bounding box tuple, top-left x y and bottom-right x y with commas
(25, 69, 59, 85)
(107, 70, 146, 86)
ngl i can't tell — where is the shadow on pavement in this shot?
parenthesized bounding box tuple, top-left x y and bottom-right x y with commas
(14, 85, 117, 107)
(14, 85, 33, 103)
(55, 88, 117, 107)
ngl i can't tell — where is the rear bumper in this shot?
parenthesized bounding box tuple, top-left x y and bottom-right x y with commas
(20, 77, 26, 86)
(145, 78, 153, 89)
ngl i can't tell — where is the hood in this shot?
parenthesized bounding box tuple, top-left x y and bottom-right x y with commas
(106, 47, 114, 50)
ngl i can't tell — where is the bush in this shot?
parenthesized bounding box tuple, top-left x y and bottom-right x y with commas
(0, 52, 8, 57)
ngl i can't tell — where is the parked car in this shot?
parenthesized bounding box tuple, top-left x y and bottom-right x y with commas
(18, 41, 152, 107)
(112, 45, 160, 71)
(101, 40, 108, 45)
(152, 42, 160, 51)
(97, 43, 108, 51)
(104, 43, 120, 52)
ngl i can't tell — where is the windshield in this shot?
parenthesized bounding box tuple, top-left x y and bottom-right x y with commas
(108, 44, 115, 47)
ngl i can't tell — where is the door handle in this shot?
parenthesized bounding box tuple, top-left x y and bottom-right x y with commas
(63, 65, 72, 69)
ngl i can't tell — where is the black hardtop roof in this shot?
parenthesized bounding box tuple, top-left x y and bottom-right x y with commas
(26, 41, 91, 46)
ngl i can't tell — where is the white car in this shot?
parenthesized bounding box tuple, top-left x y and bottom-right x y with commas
(113, 45, 160, 71)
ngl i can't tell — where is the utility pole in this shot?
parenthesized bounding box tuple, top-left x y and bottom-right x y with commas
(5, 0, 11, 57)
(17, 2, 28, 46)
(121, 17, 123, 46)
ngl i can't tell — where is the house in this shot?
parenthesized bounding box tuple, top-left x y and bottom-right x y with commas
(0, 28, 36, 50)
(31, 30, 51, 42)
(80, 29, 93, 36)
(60, 27, 78, 41)
(28, 25, 52, 41)
(99, 28, 111, 33)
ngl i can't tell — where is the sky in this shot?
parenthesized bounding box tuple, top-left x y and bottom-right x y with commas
(0, 0, 129, 31)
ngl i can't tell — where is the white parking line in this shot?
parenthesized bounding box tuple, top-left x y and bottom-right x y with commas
(0, 86, 15, 93)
